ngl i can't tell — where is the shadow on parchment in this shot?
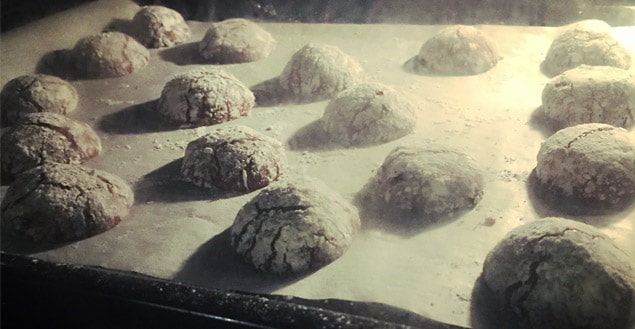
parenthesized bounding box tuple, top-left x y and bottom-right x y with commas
(159, 42, 210, 66)
(103, 18, 136, 36)
(526, 106, 563, 138)
(286, 119, 342, 152)
(173, 228, 309, 294)
(525, 169, 635, 227)
(0, 229, 76, 255)
(35, 49, 79, 81)
(134, 158, 246, 204)
(98, 99, 179, 134)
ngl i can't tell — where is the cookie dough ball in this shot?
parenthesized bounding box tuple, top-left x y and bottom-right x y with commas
(231, 178, 360, 274)
(321, 83, 418, 146)
(534, 123, 635, 213)
(1, 74, 78, 126)
(416, 25, 500, 76)
(181, 125, 285, 192)
(131, 5, 191, 48)
(1, 163, 134, 243)
(158, 69, 255, 126)
(482, 217, 635, 329)
(70, 32, 150, 78)
(542, 20, 632, 77)
(199, 18, 275, 63)
(542, 65, 635, 129)
(364, 147, 484, 218)
(279, 44, 364, 101)
(1, 112, 101, 178)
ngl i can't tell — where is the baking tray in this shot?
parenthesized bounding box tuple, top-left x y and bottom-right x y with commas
(1, 1, 634, 327)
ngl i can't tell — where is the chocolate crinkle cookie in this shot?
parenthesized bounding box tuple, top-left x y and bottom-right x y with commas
(416, 25, 500, 76)
(482, 217, 635, 329)
(1, 112, 101, 179)
(279, 43, 364, 102)
(533, 123, 635, 214)
(541, 65, 635, 129)
(1, 163, 134, 243)
(1, 74, 78, 126)
(181, 125, 286, 192)
(131, 5, 191, 48)
(542, 19, 632, 77)
(158, 69, 255, 127)
(231, 177, 360, 275)
(320, 82, 418, 147)
(70, 32, 150, 78)
(361, 147, 484, 219)
(199, 18, 275, 64)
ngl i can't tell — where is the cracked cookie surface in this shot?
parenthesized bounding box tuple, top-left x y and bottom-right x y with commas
(279, 43, 364, 102)
(534, 123, 635, 213)
(361, 146, 484, 219)
(199, 18, 275, 64)
(131, 5, 191, 48)
(542, 19, 632, 77)
(482, 217, 635, 329)
(181, 125, 285, 192)
(541, 65, 635, 129)
(1, 163, 134, 243)
(231, 177, 360, 274)
(158, 69, 255, 126)
(416, 25, 500, 76)
(1, 74, 78, 126)
(71, 32, 150, 78)
(321, 82, 418, 147)
(1, 112, 101, 178)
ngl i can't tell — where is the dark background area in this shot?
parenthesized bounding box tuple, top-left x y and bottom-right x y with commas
(1, 0, 634, 32)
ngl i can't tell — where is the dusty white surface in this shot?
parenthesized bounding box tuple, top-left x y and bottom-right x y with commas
(1, 0, 634, 327)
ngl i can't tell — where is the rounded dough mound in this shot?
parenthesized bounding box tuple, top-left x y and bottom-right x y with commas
(1, 74, 78, 126)
(181, 125, 286, 192)
(279, 43, 364, 101)
(231, 177, 360, 274)
(131, 5, 191, 48)
(416, 25, 500, 75)
(542, 20, 632, 77)
(1, 163, 134, 243)
(364, 147, 484, 218)
(1, 112, 101, 178)
(321, 83, 418, 147)
(71, 32, 150, 78)
(542, 65, 635, 129)
(534, 123, 635, 213)
(199, 18, 275, 63)
(482, 217, 635, 329)
(158, 69, 255, 126)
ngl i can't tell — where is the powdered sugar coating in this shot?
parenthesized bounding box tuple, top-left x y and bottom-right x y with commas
(199, 18, 275, 63)
(231, 177, 360, 274)
(1, 74, 78, 126)
(542, 20, 632, 77)
(1, 163, 134, 243)
(1, 112, 101, 177)
(541, 65, 635, 129)
(482, 217, 635, 329)
(416, 25, 500, 75)
(364, 147, 484, 218)
(181, 125, 285, 192)
(71, 32, 150, 78)
(158, 69, 255, 126)
(321, 82, 418, 146)
(132, 5, 191, 48)
(534, 123, 635, 213)
(279, 43, 364, 101)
